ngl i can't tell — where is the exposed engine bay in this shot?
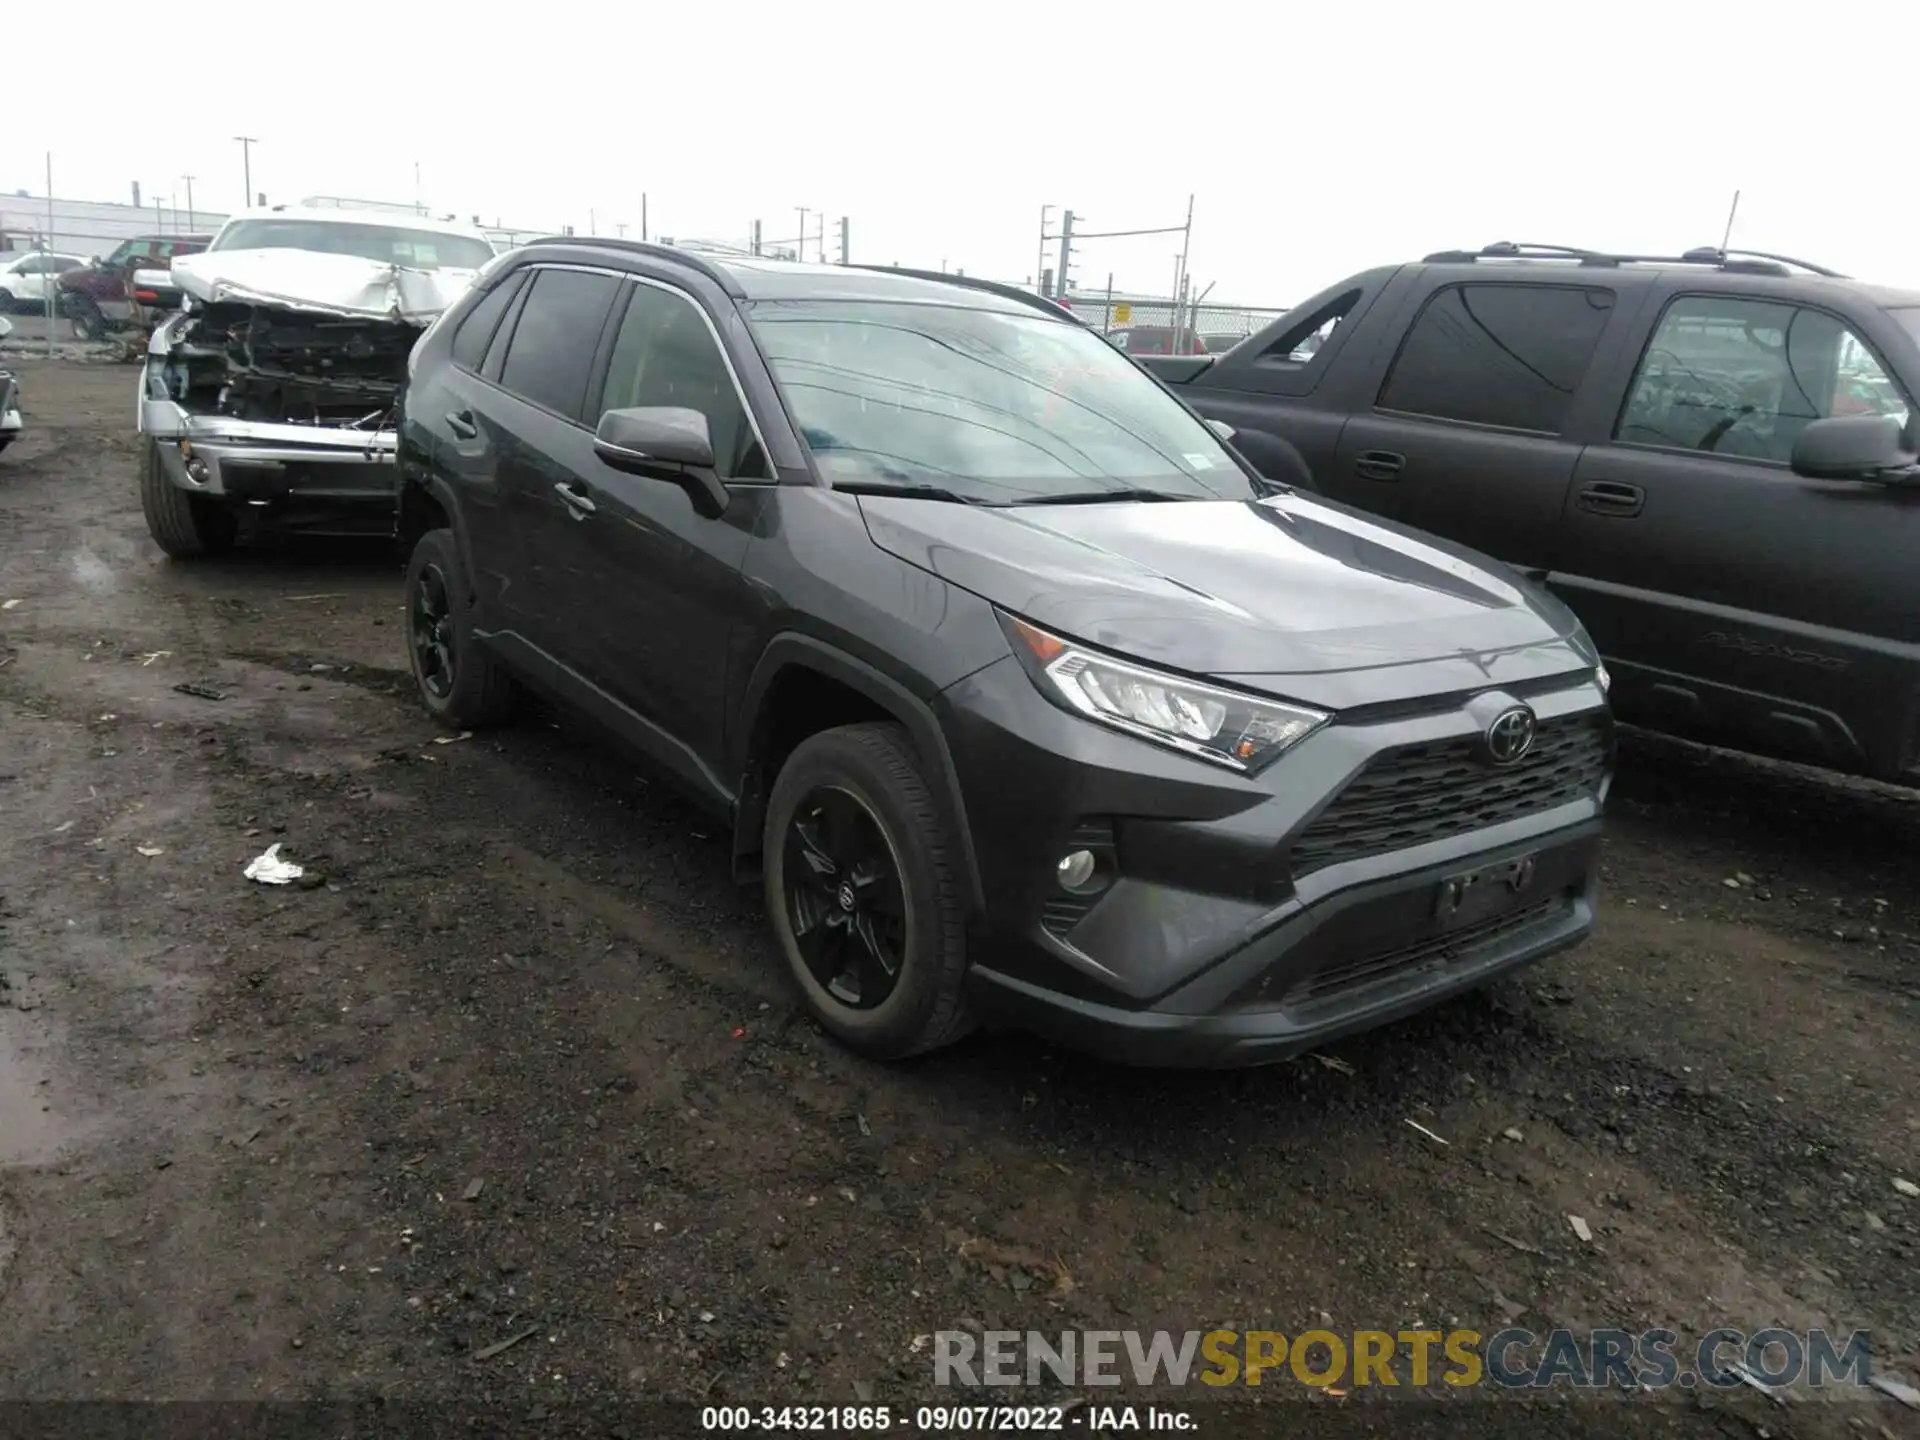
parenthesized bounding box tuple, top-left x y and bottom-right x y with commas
(154, 299, 421, 431)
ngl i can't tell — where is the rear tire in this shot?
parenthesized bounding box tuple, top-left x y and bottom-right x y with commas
(764, 722, 974, 1059)
(68, 296, 105, 341)
(403, 527, 515, 728)
(139, 438, 237, 558)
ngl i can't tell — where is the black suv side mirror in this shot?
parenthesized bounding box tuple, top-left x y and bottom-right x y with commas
(593, 406, 730, 517)
(1790, 415, 1918, 483)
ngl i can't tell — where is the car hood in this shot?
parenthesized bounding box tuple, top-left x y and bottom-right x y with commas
(858, 492, 1595, 710)
(170, 248, 477, 322)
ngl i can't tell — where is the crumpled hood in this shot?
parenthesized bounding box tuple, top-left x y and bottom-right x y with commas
(858, 492, 1596, 710)
(170, 248, 477, 322)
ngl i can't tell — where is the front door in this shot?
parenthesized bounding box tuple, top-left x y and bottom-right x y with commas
(560, 277, 771, 782)
(1327, 280, 1618, 569)
(1553, 291, 1920, 775)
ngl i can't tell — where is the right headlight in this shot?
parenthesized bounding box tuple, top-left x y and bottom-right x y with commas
(1000, 612, 1328, 773)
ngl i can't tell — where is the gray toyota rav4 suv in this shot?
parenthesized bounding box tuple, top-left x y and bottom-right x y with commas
(395, 240, 1615, 1066)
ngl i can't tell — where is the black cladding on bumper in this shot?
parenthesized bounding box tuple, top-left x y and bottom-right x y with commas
(938, 654, 1611, 1067)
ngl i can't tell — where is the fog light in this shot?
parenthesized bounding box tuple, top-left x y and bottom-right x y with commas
(1056, 849, 1098, 893)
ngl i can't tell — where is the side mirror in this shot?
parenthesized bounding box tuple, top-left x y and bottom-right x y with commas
(1790, 415, 1916, 481)
(593, 406, 730, 517)
(1204, 418, 1237, 443)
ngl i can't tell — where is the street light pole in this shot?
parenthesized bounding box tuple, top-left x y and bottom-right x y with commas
(233, 136, 258, 207)
(181, 175, 196, 230)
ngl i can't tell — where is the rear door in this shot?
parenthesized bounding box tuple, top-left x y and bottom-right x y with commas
(482, 265, 624, 658)
(421, 267, 530, 623)
(1328, 279, 1624, 568)
(1554, 289, 1920, 775)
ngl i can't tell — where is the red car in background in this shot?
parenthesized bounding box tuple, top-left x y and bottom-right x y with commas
(58, 233, 212, 340)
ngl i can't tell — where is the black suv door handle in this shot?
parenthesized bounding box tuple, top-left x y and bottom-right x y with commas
(1354, 449, 1406, 482)
(1578, 481, 1645, 517)
(554, 481, 596, 518)
(445, 409, 478, 439)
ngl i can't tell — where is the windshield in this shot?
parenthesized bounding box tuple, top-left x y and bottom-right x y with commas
(747, 299, 1257, 503)
(211, 219, 493, 271)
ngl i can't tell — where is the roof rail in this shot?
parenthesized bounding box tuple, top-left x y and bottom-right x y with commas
(1423, 241, 1844, 279)
(520, 234, 744, 295)
(849, 265, 1088, 324)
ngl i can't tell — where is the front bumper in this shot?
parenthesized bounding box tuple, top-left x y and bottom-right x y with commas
(940, 654, 1612, 1067)
(140, 383, 397, 505)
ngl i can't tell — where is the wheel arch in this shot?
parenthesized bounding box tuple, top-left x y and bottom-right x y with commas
(732, 635, 986, 917)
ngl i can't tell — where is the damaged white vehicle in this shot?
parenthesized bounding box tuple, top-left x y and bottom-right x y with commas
(137, 207, 496, 556)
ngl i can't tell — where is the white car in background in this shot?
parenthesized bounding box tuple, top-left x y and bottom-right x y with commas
(0, 252, 87, 312)
(136, 206, 496, 556)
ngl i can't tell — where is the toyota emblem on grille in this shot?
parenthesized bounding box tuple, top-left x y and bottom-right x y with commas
(1484, 706, 1537, 765)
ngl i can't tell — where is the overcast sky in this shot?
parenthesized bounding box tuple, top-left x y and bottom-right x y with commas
(9, 2, 1917, 304)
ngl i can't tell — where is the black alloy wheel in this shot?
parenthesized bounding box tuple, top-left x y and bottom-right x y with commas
(782, 786, 909, 1009)
(410, 563, 456, 700)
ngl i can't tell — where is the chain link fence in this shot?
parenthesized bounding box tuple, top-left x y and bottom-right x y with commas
(1039, 290, 1292, 355)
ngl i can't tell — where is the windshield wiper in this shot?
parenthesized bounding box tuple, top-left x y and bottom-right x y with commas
(828, 480, 985, 505)
(1013, 487, 1202, 505)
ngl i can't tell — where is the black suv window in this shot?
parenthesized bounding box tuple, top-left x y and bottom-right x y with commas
(497, 268, 620, 421)
(1378, 282, 1615, 433)
(1617, 295, 1909, 462)
(450, 271, 526, 373)
(597, 282, 769, 480)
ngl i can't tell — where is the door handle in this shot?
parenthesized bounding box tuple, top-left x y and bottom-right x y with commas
(1354, 449, 1406, 482)
(554, 481, 596, 518)
(1577, 481, 1645, 517)
(445, 409, 478, 439)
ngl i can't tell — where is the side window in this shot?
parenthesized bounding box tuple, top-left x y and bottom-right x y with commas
(497, 268, 620, 421)
(1616, 296, 1909, 462)
(1261, 289, 1359, 364)
(595, 282, 770, 480)
(450, 271, 526, 372)
(1377, 283, 1615, 433)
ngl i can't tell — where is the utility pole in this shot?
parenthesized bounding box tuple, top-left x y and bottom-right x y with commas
(233, 135, 258, 209)
(589, 208, 597, 235)
(181, 175, 196, 230)
(615, 223, 627, 238)
(641, 194, 649, 242)
(751, 219, 762, 256)
(838, 216, 849, 266)
(1056, 210, 1076, 300)
(1174, 192, 1194, 330)
(1036, 204, 1052, 295)
(796, 208, 808, 262)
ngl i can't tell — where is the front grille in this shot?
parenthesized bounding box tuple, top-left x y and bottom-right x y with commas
(1290, 713, 1609, 878)
(1288, 897, 1564, 1004)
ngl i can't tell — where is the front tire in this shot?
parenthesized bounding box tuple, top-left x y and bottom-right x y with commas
(764, 722, 974, 1059)
(403, 527, 515, 729)
(139, 438, 237, 558)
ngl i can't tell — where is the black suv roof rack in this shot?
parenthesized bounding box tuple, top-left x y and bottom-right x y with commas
(520, 235, 744, 294)
(849, 265, 1087, 323)
(1420, 241, 1846, 280)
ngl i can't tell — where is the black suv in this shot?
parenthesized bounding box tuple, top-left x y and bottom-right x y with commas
(394, 240, 1614, 1066)
(1142, 243, 1920, 785)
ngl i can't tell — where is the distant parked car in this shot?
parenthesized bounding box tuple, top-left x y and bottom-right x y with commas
(59, 234, 213, 340)
(0, 252, 86, 312)
(1108, 325, 1207, 356)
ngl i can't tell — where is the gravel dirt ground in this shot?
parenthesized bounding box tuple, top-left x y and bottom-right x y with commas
(1, 358, 1917, 1439)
